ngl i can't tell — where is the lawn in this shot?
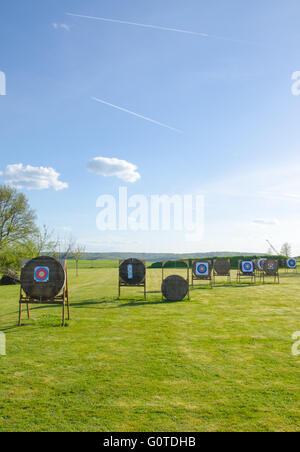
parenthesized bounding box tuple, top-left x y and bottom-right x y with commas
(0, 265, 300, 432)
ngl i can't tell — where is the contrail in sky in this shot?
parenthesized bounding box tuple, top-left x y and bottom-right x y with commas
(67, 13, 209, 37)
(67, 12, 255, 44)
(91, 97, 183, 133)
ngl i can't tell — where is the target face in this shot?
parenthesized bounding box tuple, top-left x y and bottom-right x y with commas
(267, 262, 275, 271)
(242, 261, 254, 273)
(195, 262, 209, 277)
(258, 258, 267, 271)
(287, 258, 297, 269)
(34, 267, 50, 283)
(127, 264, 133, 279)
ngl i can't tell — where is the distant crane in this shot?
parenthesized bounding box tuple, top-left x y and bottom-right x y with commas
(266, 239, 279, 255)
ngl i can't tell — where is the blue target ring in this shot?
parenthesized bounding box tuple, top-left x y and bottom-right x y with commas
(195, 262, 209, 276)
(242, 261, 253, 273)
(287, 258, 297, 269)
(34, 267, 50, 283)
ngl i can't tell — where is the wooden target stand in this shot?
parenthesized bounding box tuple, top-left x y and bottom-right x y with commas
(161, 260, 190, 301)
(191, 260, 213, 289)
(237, 260, 256, 284)
(261, 260, 280, 284)
(118, 259, 147, 300)
(18, 259, 70, 327)
(212, 259, 231, 286)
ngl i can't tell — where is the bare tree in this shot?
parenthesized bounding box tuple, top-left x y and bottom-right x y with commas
(281, 243, 292, 257)
(56, 234, 76, 260)
(72, 244, 86, 276)
(32, 225, 59, 257)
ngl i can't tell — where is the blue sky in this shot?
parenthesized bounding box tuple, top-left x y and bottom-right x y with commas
(1, 0, 300, 254)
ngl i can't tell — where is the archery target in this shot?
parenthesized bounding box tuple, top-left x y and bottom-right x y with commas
(242, 261, 254, 273)
(258, 258, 267, 271)
(267, 262, 275, 271)
(195, 262, 209, 277)
(34, 267, 50, 283)
(287, 258, 297, 269)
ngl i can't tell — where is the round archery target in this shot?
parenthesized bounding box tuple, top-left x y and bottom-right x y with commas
(287, 258, 297, 269)
(267, 262, 275, 271)
(119, 258, 146, 285)
(242, 261, 254, 273)
(34, 266, 50, 283)
(258, 258, 267, 271)
(195, 262, 209, 277)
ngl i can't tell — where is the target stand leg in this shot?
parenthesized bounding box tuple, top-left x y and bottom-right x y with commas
(18, 302, 22, 327)
(62, 303, 65, 327)
(27, 303, 30, 320)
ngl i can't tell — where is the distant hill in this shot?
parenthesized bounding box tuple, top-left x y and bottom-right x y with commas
(68, 251, 262, 262)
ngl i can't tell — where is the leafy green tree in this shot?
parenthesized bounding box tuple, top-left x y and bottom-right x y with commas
(0, 185, 37, 249)
(0, 185, 39, 273)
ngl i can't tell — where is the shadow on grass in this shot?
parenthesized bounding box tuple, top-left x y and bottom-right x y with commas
(118, 299, 185, 308)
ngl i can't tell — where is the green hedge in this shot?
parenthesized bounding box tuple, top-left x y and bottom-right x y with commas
(149, 255, 287, 270)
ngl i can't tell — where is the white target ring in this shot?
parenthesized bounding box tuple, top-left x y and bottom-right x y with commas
(242, 261, 254, 273)
(287, 258, 297, 269)
(195, 262, 209, 277)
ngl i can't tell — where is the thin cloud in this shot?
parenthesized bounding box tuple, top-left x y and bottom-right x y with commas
(91, 97, 183, 133)
(4, 164, 68, 191)
(52, 23, 70, 31)
(66, 12, 256, 44)
(88, 157, 141, 183)
(253, 218, 279, 226)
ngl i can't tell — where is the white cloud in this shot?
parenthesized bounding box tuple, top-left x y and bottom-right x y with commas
(52, 23, 70, 31)
(87, 157, 141, 183)
(253, 218, 279, 226)
(4, 164, 68, 191)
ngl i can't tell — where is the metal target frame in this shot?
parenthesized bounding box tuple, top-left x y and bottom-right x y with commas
(161, 260, 190, 301)
(18, 259, 70, 327)
(191, 259, 213, 289)
(118, 259, 147, 300)
(237, 260, 256, 284)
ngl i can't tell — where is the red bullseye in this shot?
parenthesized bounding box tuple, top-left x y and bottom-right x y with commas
(34, 266, 50, 283)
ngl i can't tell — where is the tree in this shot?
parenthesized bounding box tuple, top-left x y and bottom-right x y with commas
(0, 185, 38, 273)
(281, 243, 292, 257)
(0, 185, 37, 248)
(72, 244, 86, 276)
(32, 225, 61, 257)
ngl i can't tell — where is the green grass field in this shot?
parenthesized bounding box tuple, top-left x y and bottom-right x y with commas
(1, 265, 300, 432)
